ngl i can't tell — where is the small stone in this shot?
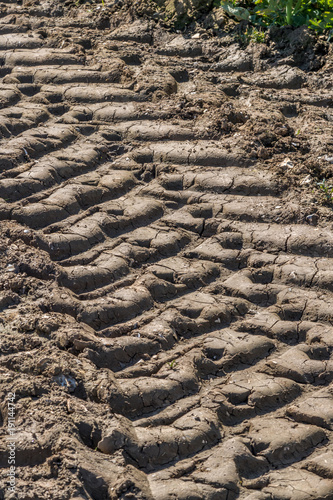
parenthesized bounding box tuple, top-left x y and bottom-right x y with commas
(280, 158, 294, 169)
(300, 175, 312, 185)
(306, 213, 318, 226)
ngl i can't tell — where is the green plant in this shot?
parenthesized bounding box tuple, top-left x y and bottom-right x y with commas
(168, 359, 177, 369)
(220, 0, 333, 33)
(251, 26, 266, 40)
(317, 178, 333, 202)
(247, 25, 266, 41)
(286, 0, 293, 24)
(236, 25, 266, 43)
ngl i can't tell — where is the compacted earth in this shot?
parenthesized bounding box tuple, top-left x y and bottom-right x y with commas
(1, 0, 333, 499)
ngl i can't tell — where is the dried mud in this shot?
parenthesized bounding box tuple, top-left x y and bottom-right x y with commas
(0, 1, 333, 499)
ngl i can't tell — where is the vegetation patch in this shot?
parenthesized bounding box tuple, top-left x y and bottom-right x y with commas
(219, 0, 333, 34)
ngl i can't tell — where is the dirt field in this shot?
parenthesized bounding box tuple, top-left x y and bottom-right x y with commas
(0, 0, 333, 499)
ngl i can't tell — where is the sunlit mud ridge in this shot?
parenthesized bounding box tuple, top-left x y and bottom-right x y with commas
(0, 1, 333, 499)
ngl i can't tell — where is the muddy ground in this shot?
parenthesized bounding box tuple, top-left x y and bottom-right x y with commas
(0, 0, 333, 499)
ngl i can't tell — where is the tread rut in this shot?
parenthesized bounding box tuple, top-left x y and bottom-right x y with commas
(0, 2, 333, 500)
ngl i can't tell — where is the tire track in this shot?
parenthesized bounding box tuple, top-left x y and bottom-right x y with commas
(0, 3, 333, 499)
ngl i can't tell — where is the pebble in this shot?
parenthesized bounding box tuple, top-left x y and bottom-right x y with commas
(306, 213, 318, 226)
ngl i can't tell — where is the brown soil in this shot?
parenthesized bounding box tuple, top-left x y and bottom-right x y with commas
(1, 1, 333, 499)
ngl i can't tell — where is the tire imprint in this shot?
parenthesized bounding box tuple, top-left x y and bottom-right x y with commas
(0, 2, 333, 499)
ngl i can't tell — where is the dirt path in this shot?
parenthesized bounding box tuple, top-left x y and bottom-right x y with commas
(0, 1, 333, 499)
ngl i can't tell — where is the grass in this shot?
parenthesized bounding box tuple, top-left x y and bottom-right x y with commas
(219, 0, 333, 34)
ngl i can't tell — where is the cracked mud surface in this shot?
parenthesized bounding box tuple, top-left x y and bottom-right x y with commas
(1, 1, 333, 499)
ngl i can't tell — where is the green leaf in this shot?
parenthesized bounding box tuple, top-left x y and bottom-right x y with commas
(220, 2, 251, 20)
